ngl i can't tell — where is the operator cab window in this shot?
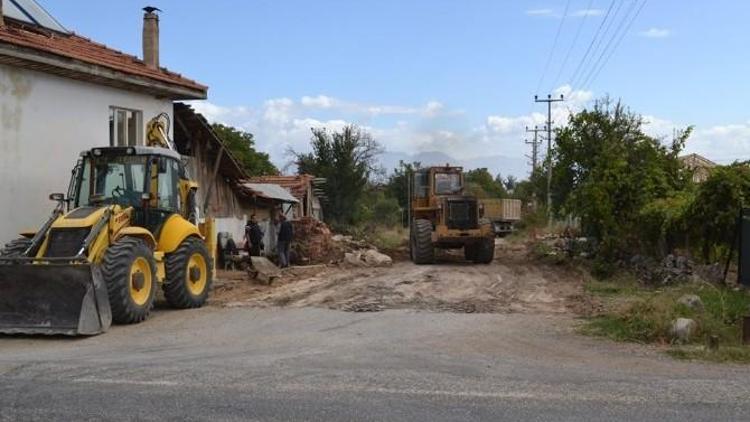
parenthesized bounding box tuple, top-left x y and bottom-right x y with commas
(109, 107, 143, 147)
(157, 158, 181, 212)
(76, 155, 148, 208)
(434, 173, 462, 195)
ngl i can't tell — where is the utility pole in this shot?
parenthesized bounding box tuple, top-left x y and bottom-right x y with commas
(534, 94, 564, 225)
(525, 126, 543, 172)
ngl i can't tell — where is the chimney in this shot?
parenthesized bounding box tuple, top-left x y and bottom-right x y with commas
(142, 7, 160, 69)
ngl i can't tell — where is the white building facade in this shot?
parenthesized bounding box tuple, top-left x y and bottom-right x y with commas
(0, 1, 206, 241)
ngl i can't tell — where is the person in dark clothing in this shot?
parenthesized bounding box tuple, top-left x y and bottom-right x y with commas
(277, 213, 294, 268)
(244, 215, 264, 257)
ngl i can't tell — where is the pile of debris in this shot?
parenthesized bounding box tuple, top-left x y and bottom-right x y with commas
(630, 254, 724, 285)
(331, 234, 394, 267)
(291, 217, 335, 265)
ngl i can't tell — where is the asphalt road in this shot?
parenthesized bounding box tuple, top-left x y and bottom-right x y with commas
(2, 307, 750, 421)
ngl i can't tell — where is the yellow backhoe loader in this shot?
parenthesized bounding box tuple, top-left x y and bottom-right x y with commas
(0, 145, 215, 335)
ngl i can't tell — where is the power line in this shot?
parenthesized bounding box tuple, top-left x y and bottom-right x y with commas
(579, 0, 641, 89)
(566, 0, 617, 88)
(571, 0, 626, 88)
(552, 0, 596, 89)
(581, 0, 649, 90)
(534, 0, 572, 95)
(575, 0, 627, 87)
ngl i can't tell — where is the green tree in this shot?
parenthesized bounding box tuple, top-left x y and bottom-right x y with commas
(385, 161, 421, 211)
(685, 163, 750, 262)
(465, 168, 507, 198)
(211, 123, 277, 176)
(293, 125, 383, 226)
(551, 98, 691, 256)
(502, 175, 518, 194)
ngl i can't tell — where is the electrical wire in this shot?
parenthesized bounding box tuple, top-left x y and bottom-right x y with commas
(578, 0, 641, 88)
(568, 0, 620, 88)
(551, 0, 596, 90)
(534, 0, 573, 95)
(581, 0, 648, 90)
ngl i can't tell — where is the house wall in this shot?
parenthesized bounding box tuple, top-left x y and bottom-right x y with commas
(0, 64, 173, 242)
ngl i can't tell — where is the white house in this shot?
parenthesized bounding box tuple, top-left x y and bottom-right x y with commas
(0, 0, 207, 242)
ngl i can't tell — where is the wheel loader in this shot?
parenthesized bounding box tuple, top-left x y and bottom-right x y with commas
(0, 145, 215, 335)
(408, 165, 495, 264)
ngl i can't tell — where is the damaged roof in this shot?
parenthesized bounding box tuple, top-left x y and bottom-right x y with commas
(246, 175, 316, 200)
(174, 102, 247, 180)
(241, 183, 299, 204)
(0, 15, 207, 99)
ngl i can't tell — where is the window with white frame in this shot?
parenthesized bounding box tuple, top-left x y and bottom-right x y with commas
(109, 107, 143, 146)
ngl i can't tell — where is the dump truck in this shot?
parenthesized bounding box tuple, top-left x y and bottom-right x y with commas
(0, 145, 215, 335)
(481, 198, 522, 237)
(408, 165, 495, 264)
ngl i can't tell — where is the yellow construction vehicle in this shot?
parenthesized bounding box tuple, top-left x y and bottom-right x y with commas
(0, 145, 215, 335)
(409, 165, 495, 264)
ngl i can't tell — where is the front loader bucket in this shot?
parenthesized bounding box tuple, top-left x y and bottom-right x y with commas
(0, 263, 111, 336)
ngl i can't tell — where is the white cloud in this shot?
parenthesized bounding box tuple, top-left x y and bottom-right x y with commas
(525, 8, 554, 16)
(188, 87, 750, 177)
(572, 9, 603, 17)
(300, 95, 338, 108)
(526, 8, 602, 18)
(639, 28, 671, 38)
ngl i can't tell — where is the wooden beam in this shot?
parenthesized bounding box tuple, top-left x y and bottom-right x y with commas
(202, 143, 226, 215)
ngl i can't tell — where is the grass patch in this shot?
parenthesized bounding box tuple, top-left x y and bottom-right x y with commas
(367, 226, 407, 252)
(581, 277, 750, 363)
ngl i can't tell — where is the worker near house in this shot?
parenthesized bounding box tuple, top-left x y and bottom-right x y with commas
(277, 213, 294, 268)
(244, 214, 264, 257)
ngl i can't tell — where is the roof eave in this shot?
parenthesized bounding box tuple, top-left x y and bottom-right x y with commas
(0, 43, 207, 100)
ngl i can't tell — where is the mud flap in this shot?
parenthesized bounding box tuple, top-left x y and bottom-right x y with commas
(0, 264, 112, 336)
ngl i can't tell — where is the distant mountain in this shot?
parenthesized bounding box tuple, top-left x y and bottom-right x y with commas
(379, 151, 529, 179)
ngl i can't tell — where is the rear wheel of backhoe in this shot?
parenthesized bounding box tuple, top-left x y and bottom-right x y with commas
(164, 237, 212, 309)
(0, 238, 32, 258)
(410, 219, 434, 265)
(102, 237, 156, 324)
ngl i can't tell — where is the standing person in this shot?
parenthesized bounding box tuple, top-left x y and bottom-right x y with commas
(245, 214, 264, 257)
(277, 213, 294, 268)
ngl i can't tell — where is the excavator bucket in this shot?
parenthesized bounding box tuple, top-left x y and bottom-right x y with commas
(0, 263, 111, 336)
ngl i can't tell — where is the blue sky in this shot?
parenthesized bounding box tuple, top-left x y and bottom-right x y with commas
(43, 0, 750, 175)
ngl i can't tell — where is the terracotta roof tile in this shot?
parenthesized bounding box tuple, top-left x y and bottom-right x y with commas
(0, 19, 206, 94)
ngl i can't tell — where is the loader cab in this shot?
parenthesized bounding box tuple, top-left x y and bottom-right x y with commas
(432, 168, 464, 196)
(72, 147, 189, 233)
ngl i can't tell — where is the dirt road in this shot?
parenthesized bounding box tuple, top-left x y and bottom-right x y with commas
(212, 239, 592, 314)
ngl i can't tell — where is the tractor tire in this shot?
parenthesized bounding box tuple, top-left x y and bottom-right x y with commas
(464, 243, 478, 262)
(164, 237, 212, 309)
(473, 238, 495, 264)
(101, 237, 156, 324)
(0, 238, 32, 258)
(410, 219, 434, 265)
